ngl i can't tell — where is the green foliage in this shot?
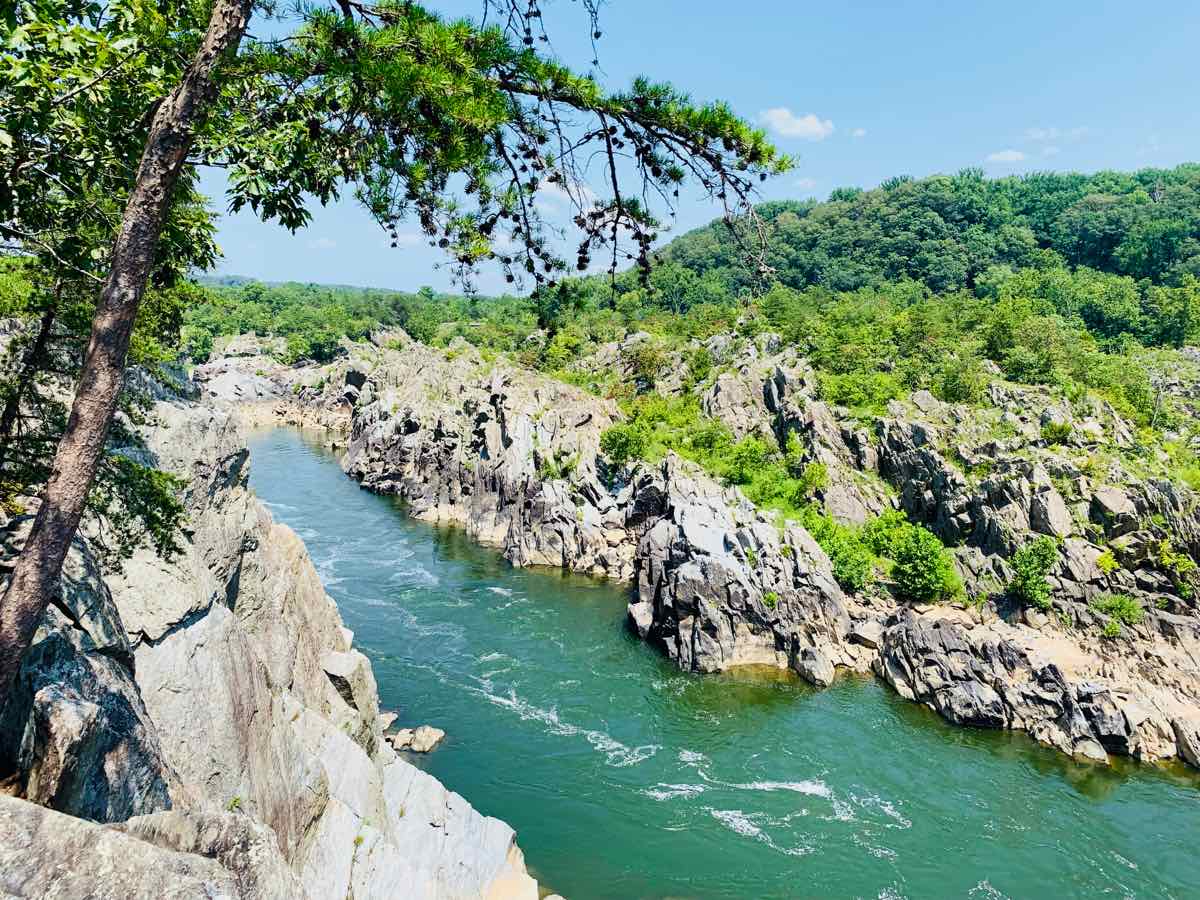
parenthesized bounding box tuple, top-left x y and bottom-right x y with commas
(799, 507, 874, 593)
(599, 423, 648, 469)
(1101, 618, 1122, 640)
(726, 436, 771, 485)
(1041, 420, 1074, 445)
(537, 451, 577, 482)
(1009, 537, 1059, 610)
(762, 590, 778, 609)
(1090, 593, 1144, 630)
(890, 523, 963, 603)
(1157, 539, 1197, 597)
(89, 456, 187, 562)
(687, 346, 714, 385)
(860, 510, 912, 557)
(1096, 549, 1121, 575)
(656, 166, 1200, 297)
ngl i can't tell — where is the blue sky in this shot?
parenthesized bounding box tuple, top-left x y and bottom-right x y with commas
(206, 0, 1200, 292)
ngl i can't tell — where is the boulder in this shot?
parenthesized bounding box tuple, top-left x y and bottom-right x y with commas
(1090, 487, 1138, 538)
(389, 725, 446, 753)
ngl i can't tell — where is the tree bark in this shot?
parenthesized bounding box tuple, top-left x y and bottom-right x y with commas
(0, 0, 254, 709)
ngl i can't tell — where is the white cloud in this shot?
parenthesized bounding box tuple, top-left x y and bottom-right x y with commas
(851, 128, 867, 139)
(794, 177, 818, 191)
(759, 108, 835, 141)
(1042, 145, 1061, 157)
(985, 149, 1026, 163)
(307, 237, 337, 251)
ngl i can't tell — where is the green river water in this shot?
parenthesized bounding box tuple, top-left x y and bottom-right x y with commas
(248, 428, 1198, 899)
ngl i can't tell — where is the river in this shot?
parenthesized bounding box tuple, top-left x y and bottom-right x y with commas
(248, 428, 1199, 899)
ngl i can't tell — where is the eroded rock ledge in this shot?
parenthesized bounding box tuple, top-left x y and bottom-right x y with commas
(0, 393, 539, 899)
(197, 331, 1200, 772)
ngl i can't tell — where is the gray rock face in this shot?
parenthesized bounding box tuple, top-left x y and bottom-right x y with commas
(876, 611, 1108, 761)
(0, 523, 176, 823)
(875, 606, 1200, 765)
(0, 794, 301, 900)
(2, 397, 540, 900)
(341, 337, 635, 581)
(629, 456, 854, 683)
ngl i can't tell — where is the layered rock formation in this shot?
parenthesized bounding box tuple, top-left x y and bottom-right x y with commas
(0, 393, 539, 899)
(333, 333, 637, 581)
(198, 330, 1200, 771)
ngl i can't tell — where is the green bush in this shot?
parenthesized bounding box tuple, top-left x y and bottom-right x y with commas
(891, 524, 963, 603)
(725, 436, 771, 485)
(799, 506, 873, 593)
(1009, 536, 1059, 610)
(860, 509, 911, 557)
(1096, 549, 1120, 575)
(537, 451, 577, 481)
(1090, 593, 1144, 629)
(688, 346, 714, 384)
(763, 590, 778, 609)
(599, 424, 647, 468)
(1040, 420, 1073, 445)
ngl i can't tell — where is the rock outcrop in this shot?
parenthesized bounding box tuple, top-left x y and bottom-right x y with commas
(338, 333, 637, 581)
(196, 330, 1200, 772)
(0, 393, 539, 898)
(628, 456, 861, 684)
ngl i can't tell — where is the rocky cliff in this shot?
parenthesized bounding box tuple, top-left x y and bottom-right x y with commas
(0, 393, 539, 899)
(197, 331, 1200, 772)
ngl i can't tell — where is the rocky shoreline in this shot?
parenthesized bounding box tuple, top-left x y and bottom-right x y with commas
(197, 330, 1200, 772)
(0, 381, 543, 898)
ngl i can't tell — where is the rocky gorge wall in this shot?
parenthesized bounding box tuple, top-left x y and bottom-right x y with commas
(0, 390, 540, 899)
(196, 331, 1200, 773)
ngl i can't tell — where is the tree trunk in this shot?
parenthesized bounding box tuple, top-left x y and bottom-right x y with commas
(0, 290, 59, 475)
(0, 0, 254, 709)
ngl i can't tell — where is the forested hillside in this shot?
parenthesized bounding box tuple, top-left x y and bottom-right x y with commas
(653, 164, 1200, 294)
(185, 279, 537, 362)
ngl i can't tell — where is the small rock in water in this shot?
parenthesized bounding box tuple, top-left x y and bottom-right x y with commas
(389, 725, 446, 753)
(378, 711, 398, 731)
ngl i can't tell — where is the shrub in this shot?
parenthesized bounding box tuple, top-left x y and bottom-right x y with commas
(1009, 536, 1059, 610)
(1101, 618, 1122, 639)
(725, 436, 771, 485)
(794, 461, 829, 498)
(861, 509, 910, 557)
(599, 424, 647, 468)
(688, 346, 714, 384)
(1096, 549, 1120, 575)
(817, 370, 904, 415)
(891, 524, 963, 603)
(1157, 539, 1197, 598)
(1090, 593, 1144, 628)
(936, 355, 988, 404)
(763, 591, 779, 609)
(537, 451, 577, 482)
(800, 506, 873, 593)
(1040, 420, 1073, 445)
